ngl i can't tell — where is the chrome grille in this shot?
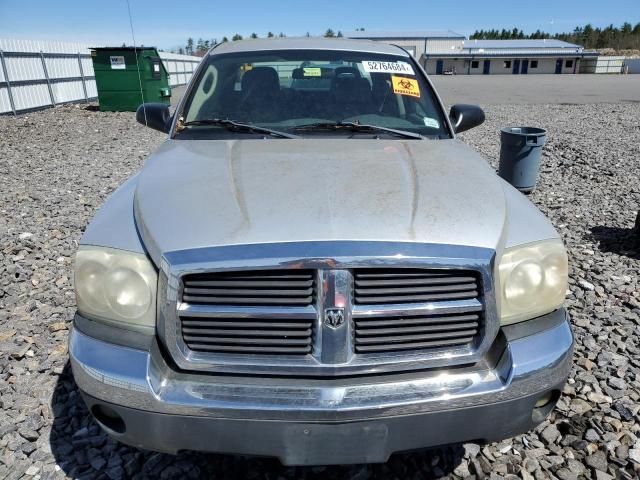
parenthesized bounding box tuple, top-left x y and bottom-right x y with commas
(354, 269, 480, 304)
(354, 310, 482, 354)
(163, 242, 498, 377)
(182, 270, 315, 306)
(179, 270, 315, 355)
(180, 316, 313, 354)
(353, 268, 483, 354)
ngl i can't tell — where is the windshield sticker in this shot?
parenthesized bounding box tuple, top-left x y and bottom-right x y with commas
(423, 117, 440, 128)
(362, 61, 415, 75)
(391, 75, 420, 98)
(303, 67, 322, 77)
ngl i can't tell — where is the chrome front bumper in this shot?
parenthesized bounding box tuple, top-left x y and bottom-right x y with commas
(70, 310, 573, 465)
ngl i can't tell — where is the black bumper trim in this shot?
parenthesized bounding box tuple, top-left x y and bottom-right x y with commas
(81, 387, 562, 466)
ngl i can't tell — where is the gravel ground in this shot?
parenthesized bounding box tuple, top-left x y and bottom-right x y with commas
(0, 102, 639, 479)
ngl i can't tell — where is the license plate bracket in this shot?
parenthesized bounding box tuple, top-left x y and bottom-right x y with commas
(282, 422, 389, 465)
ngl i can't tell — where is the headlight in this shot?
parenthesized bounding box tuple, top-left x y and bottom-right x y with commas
(74, 246, 157, 333)
(498, 239, 568, 325)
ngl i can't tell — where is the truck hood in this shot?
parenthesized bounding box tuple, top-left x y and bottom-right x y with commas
(134, 139, 507, 262)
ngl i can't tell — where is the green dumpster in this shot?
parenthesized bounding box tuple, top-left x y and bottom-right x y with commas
(91, 47, 171, 112)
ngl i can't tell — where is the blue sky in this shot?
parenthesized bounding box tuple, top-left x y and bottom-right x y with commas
(1, 0, 638, 51)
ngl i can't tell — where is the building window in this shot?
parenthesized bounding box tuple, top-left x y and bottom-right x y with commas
(531, 60, 538, 68)
(471, 60, 479, 69)
(503, 60, 512, 69)
(565, 60, 573, 68)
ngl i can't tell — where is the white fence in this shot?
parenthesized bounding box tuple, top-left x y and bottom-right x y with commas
(579, 56, 625, 74)
(158, 50, 202, 87)
(0, 39, 201, 114)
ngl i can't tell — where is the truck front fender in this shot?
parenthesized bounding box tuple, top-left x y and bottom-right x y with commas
(79, 175, 147, 256)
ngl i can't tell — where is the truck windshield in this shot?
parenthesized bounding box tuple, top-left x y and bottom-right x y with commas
(179, 49, 450, 139)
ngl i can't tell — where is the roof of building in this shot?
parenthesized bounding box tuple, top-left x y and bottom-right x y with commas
(91, 46, 159, 51)
(462, 39, 583, 50)
(345, 30, 465, 40)
(210, 37, 410, 56)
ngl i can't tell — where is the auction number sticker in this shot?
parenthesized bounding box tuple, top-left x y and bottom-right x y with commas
(110, 56, 126, 70)
(303, 67, 322, 77)
(391, 75, 420, 97)
(362, 60, 415, 75)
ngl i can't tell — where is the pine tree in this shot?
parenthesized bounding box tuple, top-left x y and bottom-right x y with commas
(324, 28, 335, 38)
(460, 22, 640, 50)
(267, 31, 274, 38)
(186, 38, 194, 55)
(250, 33, 258, 39)
(232, 33, 243, 41)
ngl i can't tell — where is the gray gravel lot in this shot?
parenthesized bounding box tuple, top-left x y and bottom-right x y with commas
(0, 99, 639, 479)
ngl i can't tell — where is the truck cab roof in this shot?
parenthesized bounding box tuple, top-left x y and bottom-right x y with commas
(208, 37, 411, 57)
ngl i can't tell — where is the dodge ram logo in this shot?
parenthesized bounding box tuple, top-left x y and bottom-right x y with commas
(324, 308, 345, 329)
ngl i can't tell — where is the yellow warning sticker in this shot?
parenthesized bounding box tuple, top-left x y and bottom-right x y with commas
(303, 67, 322, 77)
(391, 75, 420, 98)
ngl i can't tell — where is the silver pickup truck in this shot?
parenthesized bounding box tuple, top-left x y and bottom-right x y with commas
(70, 38, 573, 466)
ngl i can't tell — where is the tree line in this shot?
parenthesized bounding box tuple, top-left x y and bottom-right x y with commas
(178, 28, 349, 55)
(176, 23, 640, 55)
(470, 23, 640, 50)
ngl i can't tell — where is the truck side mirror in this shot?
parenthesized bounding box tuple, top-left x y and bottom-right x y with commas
(449, 104, 485, 134)
(136, 103, 172, 133)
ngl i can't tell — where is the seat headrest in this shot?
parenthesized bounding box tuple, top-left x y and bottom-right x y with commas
(332, 77, 372, 104)
(333, 66, 361, 79)
(241, 67, 280, 94)
(371, 74, 392, 97)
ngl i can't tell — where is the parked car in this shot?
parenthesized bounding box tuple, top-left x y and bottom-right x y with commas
(70, 37, 573, 466)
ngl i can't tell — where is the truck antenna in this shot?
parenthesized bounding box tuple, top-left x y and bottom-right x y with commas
(126, 0, 147, 126)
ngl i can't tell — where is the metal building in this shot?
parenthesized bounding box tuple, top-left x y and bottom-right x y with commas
(345, 32, 597, 75)
(425, 39, 593, 75)
(344, 30, 465, 60)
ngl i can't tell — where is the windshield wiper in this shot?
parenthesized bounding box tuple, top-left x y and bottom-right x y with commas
(292, 121, 425, 140)
(179, 118, 300, 139)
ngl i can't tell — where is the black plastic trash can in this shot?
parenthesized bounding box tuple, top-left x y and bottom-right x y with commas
(498, 127, 547, 193)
